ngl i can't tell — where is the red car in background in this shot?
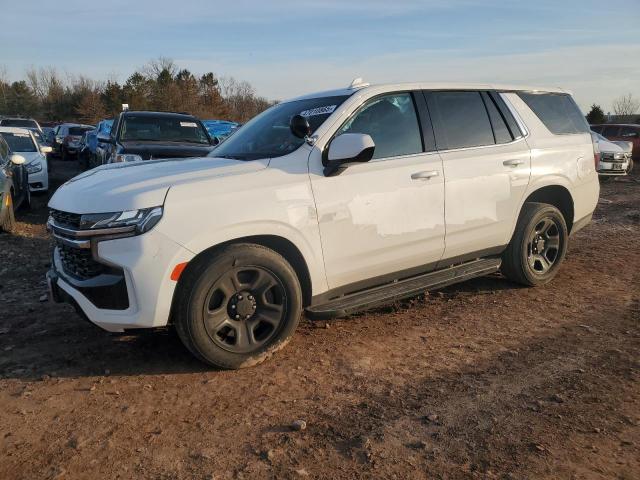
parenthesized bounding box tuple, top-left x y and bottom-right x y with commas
(591, 124, 640, 159)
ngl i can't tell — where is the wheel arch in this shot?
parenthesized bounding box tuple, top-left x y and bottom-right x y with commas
(172, 234, 314, 315)
(521, 185, 575, 233)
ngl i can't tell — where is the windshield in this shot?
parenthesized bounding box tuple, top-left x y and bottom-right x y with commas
(69, 127, 93, 136)
(120, 116, 210, 144)
(0, 132, 37, 152)
(210, 95, 350, 160)
(1, 119, 38, 129)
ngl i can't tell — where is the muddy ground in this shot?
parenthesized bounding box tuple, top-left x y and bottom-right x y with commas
(0, 158, 638, 480)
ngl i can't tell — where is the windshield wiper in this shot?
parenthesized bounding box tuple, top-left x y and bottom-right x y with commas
(214, 154, 247, 160)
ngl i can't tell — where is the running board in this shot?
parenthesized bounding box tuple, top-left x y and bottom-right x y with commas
(305, 257, 501, 320)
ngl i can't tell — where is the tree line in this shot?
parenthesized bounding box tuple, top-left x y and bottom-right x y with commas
(586, 93, 640, 124)
(0, 58, 274, 125)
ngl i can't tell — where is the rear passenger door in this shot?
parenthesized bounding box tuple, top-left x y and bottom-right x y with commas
(425, 90, 531, 263)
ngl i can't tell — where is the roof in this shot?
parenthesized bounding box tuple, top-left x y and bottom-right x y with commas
(0, 126, 37, 135)
(285, 81, 569, 103)
(121, 111, 197, 119)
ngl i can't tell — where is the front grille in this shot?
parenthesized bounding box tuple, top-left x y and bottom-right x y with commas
(50, 209, 82, 229)
(56, 240, 105, 280)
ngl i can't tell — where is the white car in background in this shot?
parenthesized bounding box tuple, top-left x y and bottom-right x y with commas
(0, 126, 51, 192)
(593, 132, 633, 177)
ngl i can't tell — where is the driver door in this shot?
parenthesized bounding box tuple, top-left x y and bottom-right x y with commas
(309, 92, 446, 291)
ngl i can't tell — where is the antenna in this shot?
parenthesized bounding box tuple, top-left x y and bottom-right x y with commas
(348, 77, 370, 89)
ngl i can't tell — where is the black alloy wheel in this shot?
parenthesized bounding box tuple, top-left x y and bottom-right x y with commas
(202, 266, 286, 353)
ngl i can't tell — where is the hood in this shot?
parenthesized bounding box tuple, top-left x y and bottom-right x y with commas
(609, 140, 633, 153)
(19, 151, 44, 164)
(120, 141, 214, 159)
(48, 156, 269, 214)
(597, 138, 624, 154)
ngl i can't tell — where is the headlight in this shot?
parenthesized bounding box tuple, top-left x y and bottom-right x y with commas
(613, 152, 624, 161)
(113, 153, 143, 163)
(79, 206, 163, 235)
(26, 161, 43, 174)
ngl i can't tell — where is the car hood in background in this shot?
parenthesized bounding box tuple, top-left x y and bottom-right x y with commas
(609, 141, 633, 153)
(48, 157, 269, 214)
(597, 138, 624, 154)
(120, 141, 215, 159)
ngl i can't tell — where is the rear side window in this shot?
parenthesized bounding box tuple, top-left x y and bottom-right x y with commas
(429, 91, 495, 149)
(518, 92, 589, 135)
(481, 92, 512, 144)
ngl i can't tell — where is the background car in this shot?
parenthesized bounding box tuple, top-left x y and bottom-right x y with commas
(54, 123, 94, 160)
(591, 124, 640, 160)
(41, 126, 56, 146)
(0, 135, 29, 232)
(87, 119, 113, 167)
(98, 111, 215, 163)
(594, 132, 633, 179)
(0, 117, 42, 132)
(202, 119, 239, 145)
(0, 127, 51, 192)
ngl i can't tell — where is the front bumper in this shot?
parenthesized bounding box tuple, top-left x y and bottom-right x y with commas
(598, 159, 630, 175)
(48, 228, 194, 332)
(28, 166, 49, 192)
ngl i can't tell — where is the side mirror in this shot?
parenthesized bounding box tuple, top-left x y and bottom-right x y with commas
(324, 133, 375, 175)
(10, 154, 26, 165)
(97, 134, 114, 144)
(290, 114, 312, 139)
(40, 146, 53, 154)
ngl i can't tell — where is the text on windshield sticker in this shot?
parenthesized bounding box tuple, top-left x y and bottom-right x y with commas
(300, 105, 337, 117)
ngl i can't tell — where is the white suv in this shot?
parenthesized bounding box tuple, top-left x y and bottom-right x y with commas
(47, 81, 600, 369)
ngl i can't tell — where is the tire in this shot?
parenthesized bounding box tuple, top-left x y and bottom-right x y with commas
(627, 159, 634, 175)
(174, 243, 303, 369)
(0, 191, 16, 233)
(60, 147, 67, 162)
(20, 187, 31, 211)
(501, 202, 568, 286)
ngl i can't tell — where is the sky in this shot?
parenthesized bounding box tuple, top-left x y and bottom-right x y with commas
(1, 0, 639, 113)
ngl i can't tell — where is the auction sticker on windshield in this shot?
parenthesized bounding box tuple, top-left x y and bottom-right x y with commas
(180, 122, 198, 127)
(300, 105, 337, 117)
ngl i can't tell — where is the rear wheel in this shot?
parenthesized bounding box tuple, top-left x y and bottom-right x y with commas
(60, 146, 67, 161)
(501, 202, 568, 286)
(174, 244, 302, 369)
(0, 191, 16, 233)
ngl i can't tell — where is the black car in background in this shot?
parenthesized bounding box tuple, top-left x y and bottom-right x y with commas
(97, 111, 216, 164)
(0, 135, 29, 232)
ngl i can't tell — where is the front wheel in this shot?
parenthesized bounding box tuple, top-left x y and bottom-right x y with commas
(501, 202, 568, 286)
(174, 244, 302, 369)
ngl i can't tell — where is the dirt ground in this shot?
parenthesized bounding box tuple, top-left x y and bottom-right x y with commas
(0, 158, 638, 480)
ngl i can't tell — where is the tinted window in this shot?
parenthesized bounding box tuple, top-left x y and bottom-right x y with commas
(590, 125, 604, 133)
(69, 126, 93, 136)
(481, 92, 512, 144)
(337, 93, 422, 159)
(0, 132, 37, 152)
(490, 92, 523, 139)
(430, 91, 495, 149)
(620, 126, 640, 138)
(120, 116, 209, 144)
(602, 125, 620, 137)
(518, 92, 589, 135)
(212, 95, 350, 160)
(0, 119, 38, 129)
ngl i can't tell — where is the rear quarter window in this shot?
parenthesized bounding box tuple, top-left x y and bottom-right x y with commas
(518, 92, 589, 135)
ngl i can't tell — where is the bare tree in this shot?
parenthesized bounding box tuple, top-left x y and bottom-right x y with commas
(612, 93, 640, 116)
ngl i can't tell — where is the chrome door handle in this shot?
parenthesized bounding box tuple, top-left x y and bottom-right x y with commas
(503, 159, 525, 167)
(411, 170, 439, 180)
